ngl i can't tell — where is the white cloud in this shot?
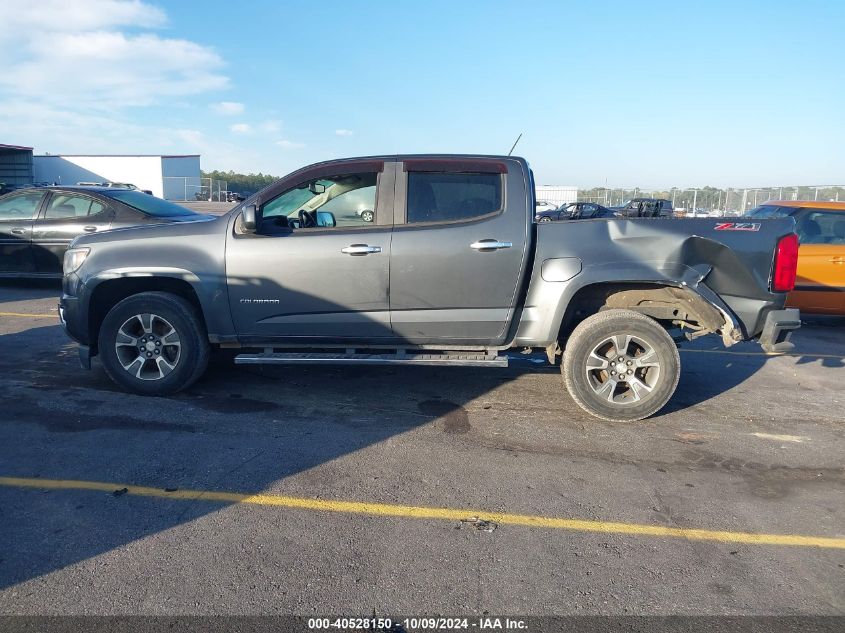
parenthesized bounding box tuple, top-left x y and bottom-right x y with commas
(276, 139, 305, 150)
(335, 129, 354, 137)
(0, 0, 167, 35)
(262, 120, 282, 133)
(0, 0, 228, 109)
(212, 101, 245, 115)
(0, 1, 277, 172)
(230, 123, 252, 134)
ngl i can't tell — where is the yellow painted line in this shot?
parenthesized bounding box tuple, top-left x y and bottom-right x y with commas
(680, 348, 843, 359)
(0, 311, 58, 319)
(1, 476, 843, 549)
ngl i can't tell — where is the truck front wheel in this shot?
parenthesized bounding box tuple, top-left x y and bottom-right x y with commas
(98, 291, 210, 396)
(562, 309, 680, 422)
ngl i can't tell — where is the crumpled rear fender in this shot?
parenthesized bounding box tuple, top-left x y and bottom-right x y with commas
(513, 260, 745, 348)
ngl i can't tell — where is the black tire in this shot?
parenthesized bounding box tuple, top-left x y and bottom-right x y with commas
(538, 216, 552, 222)
(562, 309, 680, 422)
(98, 291, 210, 396)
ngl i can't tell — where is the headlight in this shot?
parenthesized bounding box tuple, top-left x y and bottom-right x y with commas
(63, 247, 90, 275)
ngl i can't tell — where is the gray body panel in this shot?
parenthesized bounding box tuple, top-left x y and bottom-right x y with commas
(59, 154, 794, 355)
(515, 217, 795, 346)
(388, 157, 532, 345)
(66, 216, 236, 342)
(226, 225, 393, 340)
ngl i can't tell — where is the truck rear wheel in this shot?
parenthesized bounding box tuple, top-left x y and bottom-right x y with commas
(562, 309, 680, 422)
(98, 291, 210, 396)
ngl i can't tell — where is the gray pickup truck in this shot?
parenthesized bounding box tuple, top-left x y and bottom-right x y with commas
(59, 155, 800, 421)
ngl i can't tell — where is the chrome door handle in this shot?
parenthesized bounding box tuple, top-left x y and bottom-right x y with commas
(10, 228, 27, 235)
(83, 226, 98, 233)
(829, 257, 845, 264)
(341, 244, 382, 255)
(470, 239, 512, 251)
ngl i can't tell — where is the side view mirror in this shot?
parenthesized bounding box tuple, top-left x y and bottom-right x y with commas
(242, 204, 257, 232)
(316, 211, 336, 228)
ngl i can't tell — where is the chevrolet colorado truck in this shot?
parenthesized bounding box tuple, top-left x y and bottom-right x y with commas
(59, 155, 800, 421)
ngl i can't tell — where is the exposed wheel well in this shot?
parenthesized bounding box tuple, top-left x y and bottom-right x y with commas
(88, 278, 204, 353)
(557, 282, 726, 345)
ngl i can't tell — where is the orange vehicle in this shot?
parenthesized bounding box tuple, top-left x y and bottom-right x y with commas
(748, 200, 845, 315)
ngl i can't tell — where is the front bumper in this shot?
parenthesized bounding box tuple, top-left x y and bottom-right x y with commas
(758, 308, 800, 353)
(59, 294, 93, 369)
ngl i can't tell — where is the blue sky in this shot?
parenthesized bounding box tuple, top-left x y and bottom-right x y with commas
(0, 0, 843, 187)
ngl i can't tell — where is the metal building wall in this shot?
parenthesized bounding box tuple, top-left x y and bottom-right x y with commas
(535, 185, 578, 206)
(0, 145, 34, 185)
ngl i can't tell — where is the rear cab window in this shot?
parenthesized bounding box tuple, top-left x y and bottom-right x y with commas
(403, 159, 506, 225)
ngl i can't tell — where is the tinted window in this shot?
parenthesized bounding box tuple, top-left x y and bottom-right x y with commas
(103, 190, 195, 217)
(407, 172, 502, 224)
(0, 191, 45, 220)
(796, 211, 845, 245)
(262, 172, 378, 230)
(44, 194, 106, 219)
(747, 204, 794, 218)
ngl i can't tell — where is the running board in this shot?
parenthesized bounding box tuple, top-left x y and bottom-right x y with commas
(234, 350, 508, 367)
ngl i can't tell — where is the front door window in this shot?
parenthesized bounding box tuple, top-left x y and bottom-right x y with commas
(261, 172, 378, 231)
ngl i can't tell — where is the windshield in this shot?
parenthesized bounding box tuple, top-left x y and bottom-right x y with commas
(747, 204, 795, 218)
(103, 190, 196, 217)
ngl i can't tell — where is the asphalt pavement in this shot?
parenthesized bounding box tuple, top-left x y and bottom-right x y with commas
(0, 281, 842, 617)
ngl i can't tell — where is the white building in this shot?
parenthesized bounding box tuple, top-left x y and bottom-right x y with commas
(535, 185, 578, 207)
(32, 154, 201, 199)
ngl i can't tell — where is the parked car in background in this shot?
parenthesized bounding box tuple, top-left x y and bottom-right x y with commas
(355, 208, 375, 222)
(612, 198, 674, 218)
(535, 200, 558, 214)
(1, 183, 21, 196)
(747, 200, 845, 315)
(77, 182, 153, 195)
(226, 191, 246, 203)
(0, 182, 50, 196)
(536, 202, 615, 222)
(0, 186, 212, 278)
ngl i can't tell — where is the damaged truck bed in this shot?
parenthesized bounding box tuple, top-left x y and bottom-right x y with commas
(59, 155, 800, 421)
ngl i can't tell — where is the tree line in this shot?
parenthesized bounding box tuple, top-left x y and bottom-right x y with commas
(201, 170, 278, 194)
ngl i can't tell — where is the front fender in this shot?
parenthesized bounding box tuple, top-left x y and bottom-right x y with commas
(78, 267, 236, 345)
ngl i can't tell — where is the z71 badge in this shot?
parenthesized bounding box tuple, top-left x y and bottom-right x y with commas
(714, 222, 761, 231)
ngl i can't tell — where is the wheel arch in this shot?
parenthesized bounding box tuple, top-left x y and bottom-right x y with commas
(555, 281, 730, 345)
(86, 274, 205, 355)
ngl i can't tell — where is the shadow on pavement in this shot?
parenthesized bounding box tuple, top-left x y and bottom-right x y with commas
(2, 280, 837, 589)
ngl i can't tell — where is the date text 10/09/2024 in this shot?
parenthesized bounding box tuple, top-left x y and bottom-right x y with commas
(307, 617, 528, 630)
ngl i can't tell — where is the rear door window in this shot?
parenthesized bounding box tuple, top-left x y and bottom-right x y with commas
(406, 172, 502, 224)
(796, 211, 845, 244)
(43, 194, 107, 220)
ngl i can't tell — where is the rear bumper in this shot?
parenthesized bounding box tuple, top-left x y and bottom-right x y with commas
(758, 308, 800, 353)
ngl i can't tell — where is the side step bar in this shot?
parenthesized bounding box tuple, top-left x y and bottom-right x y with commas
(234, 349, 508, 367)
